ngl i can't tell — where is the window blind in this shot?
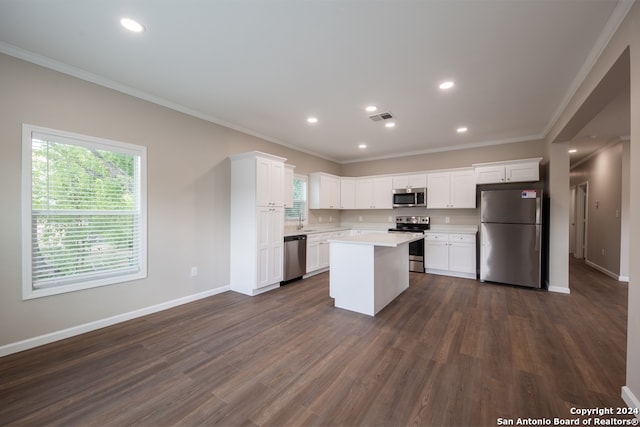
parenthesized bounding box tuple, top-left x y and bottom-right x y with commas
(27, 129, 144, 291)
(285, 176, 307, 221)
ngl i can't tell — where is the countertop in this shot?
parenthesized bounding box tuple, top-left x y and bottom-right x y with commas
(284, 226, 351, 237)
(284, 224, 479, 237)
(427, 225, 478, 234)
(328, 232, 424, 248)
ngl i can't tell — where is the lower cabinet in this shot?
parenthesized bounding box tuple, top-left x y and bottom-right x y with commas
(425, 232, 476, 279)
(306, 230, 351, 275)
(257, 207, 284, 288)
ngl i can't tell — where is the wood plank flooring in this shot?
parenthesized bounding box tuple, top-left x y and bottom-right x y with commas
(0, 257, 632, 426)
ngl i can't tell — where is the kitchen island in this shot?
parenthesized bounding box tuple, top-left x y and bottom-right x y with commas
(328, 232, 424, 316)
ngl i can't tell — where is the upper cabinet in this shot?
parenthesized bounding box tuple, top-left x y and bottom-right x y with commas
(392, 173, 427, 190)
(427, 169, 476, 209)
(283, 164, 295, 209)
(474, 158, 542, 184)
(355, 177, 393, 209)
(256, 156, 285, 207)
(340, 177, 356, 210)
(309, 172, 341, 209)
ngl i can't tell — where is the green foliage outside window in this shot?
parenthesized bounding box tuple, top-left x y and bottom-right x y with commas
(31, 139, 141, 288)
(285, 177, 307, 221)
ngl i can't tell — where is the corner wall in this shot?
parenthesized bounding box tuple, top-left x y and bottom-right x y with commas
(0, 53, 339, 350)
(545, 1, 640, 412)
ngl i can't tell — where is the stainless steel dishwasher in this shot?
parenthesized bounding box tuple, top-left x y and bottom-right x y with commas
(283, 234, 307, 283)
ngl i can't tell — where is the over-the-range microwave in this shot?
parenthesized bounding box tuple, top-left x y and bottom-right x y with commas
(392, 187, 427, 208)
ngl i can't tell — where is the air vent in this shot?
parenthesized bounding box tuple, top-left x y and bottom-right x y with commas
(369, 112, 395, 122)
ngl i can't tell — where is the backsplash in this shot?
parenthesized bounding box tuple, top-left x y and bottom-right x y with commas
(318, 207, 480, 227)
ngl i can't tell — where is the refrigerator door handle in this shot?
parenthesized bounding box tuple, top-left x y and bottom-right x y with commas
(536, 196, 541, 225)
(535, 225, 540, 252)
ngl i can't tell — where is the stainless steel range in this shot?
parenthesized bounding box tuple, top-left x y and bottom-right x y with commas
(388, 216, 430, 272)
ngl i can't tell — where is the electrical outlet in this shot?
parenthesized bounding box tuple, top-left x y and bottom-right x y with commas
(191, 266, 198, 277)
(329, 215, 332, 223)
(388, 216, 393, 222)
(445, 216, 450, 224)
(358, 216, 363, 222)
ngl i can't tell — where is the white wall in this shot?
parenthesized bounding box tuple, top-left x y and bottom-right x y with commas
(548, 141, 570, 293)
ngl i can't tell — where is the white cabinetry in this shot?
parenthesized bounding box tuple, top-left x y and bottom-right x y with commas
(355, 177, 393, 209)
(340, 178, 356, 209)
(425, 232, 476, 279)
(306, 230, 350, 275)
(427, 169, 476, 208)
(257, 206, 284, 288)
(392, 174, 427, 189)
(309, 172, 341, 209)
(474, 158, 541, 184)
(256, 156, 284, 207)
(230, 152, 286, 296)
(283, 164, 295, 209)
(306, 233, 322, 273)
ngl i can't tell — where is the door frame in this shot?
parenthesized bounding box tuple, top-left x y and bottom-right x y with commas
(574, 181, 589, 259)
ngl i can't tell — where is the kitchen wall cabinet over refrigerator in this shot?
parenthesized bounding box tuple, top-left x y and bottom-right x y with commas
(474, 158, 542, 184)
(230, 151, 286, 296)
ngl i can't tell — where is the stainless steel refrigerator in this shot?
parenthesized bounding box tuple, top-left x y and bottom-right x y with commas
(480, 188, 542, 288)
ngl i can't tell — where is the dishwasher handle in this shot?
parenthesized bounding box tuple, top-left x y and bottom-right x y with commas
(284, 235, 307, 242)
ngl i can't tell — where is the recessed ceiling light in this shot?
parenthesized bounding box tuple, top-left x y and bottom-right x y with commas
(365, 105, 377, 112)
(385, 122, 396, 128)
(307, 117, 318, 124)
(439, 81, 455, 90)
(457, 127, 468, 133)
(358, 144, 367, 149)
(120, 17, 145, 33)
(569, 149, 577, 153)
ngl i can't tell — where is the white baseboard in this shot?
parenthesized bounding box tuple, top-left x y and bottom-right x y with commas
(622, 386, 640, 420)
(303, 267, 329, 279)
(547, 285, 571, 294)
(425, 268, 476, 280)
(619, 275, 630, 282)
(0, 285, 230, 358)
(585, 259, 624, 281)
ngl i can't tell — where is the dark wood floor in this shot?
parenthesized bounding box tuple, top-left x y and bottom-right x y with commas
(1, 258, 632, 426)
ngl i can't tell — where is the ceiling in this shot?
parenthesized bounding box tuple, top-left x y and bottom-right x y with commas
(0, 1, 632, 164)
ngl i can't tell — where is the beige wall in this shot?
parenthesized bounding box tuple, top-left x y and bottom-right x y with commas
(570, 142, 623, 276)
(547, 1, 640, 409)
(0, 53, 339, 347)
(340, 139, 546, 177)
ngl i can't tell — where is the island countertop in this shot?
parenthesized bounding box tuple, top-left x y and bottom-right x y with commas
(328, 232, 424, 248)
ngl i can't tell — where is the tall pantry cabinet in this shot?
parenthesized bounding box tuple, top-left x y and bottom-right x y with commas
(230, 152, 286, 296)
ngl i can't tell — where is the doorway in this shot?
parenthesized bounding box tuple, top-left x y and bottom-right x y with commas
(574, 182, 589, 260)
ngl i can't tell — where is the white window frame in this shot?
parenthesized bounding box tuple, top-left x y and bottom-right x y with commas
(285, 174, 308, 225)
(21, 124, 147, 299)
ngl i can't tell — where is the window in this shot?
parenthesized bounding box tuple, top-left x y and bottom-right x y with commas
(285, 175, 308, 223)
(22, 124, 147, 299)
